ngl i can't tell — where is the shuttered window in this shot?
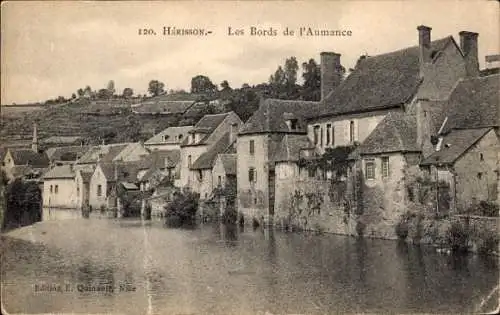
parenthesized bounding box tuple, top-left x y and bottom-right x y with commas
(381, 157, 389, 178)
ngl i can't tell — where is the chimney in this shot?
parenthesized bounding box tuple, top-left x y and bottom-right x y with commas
(320, 52, 342, 101)
(459, 31, 479, 77)
(229, 123, 238, 144)
(417, 25, 432, 76)
(31, 123, 38, 153)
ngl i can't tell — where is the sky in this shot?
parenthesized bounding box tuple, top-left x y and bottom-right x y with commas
(1, 0, 499, 105)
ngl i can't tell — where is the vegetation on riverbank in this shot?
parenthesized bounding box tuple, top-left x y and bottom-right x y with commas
(164, 190, 199, 227)
(2, 179, 42, 231)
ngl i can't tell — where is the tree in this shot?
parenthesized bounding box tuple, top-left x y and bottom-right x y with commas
(122, 88, 134, 98)
(107, 80, 115, 96)
(77, 88, 84, 98)
(71, 93, 77, 99)
(97, 88, 112, 100)
(284, 57, 299, 86)
(83, 85, 92, 98)
(269, 66, 286, 86)
(191, 75, 217, 94)
(220, 80, 231, 90)
(301, 59, 321, 101)
(148, 80, 165, 97)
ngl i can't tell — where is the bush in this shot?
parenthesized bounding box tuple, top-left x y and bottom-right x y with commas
(464, 201, 499, 217)
(164, 191, 199, 226)
(446, 221, 470, 253)
(3, 179, 42, 231)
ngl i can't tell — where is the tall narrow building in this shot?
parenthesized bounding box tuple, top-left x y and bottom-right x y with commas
(32, 123, 38, 153)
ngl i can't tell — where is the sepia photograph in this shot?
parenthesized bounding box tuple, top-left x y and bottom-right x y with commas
(1, 1, 499, 314)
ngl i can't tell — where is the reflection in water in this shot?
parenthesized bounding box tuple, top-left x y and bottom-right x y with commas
(1, 216, 499, 315)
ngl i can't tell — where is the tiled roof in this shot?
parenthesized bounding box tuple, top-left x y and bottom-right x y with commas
(9, 149, 49, 167)
(316, 37, 453, 118)
(356, 111, 419, 155)
(420, 127, 492, 166)
(42, 136, 83, 145)
(78, 170, 93, 183)
(272, 134, 315, 163)
(217, 154, 237, 175)
(240, 98, 321, 135)
(130, 92, 202, 114)
(441, 74, 500, 133)
(76, 143, 129, 164)
(42, 164, 75, 179)
(98, 161, 142, 182)
(181, 112, 234, 146)
(190, 133, 234, 170)
(45, 146, 91, 162)
(145, 126, 193, 145)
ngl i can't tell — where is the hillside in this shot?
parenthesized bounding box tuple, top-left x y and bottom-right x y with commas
(0, 98, 182, 147)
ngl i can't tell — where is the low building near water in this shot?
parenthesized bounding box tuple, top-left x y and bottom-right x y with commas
(42, 164, 77, 208)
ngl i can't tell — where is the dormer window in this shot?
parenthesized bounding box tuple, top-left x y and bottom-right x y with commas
(178, 134, 183, 141)
(289, 119, 298, 130)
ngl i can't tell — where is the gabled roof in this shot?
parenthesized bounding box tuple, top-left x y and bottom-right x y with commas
(441, 74, 500, 133)
(77, 169, 93, 183)
(76, 143, 129, 164)
(181, 112, 234, 146)
(240, 98, 321, 135)
(8, 149, 49, 167)
(131, 93, 201, 115)
(356, 111, 419, 155)
(45, 146, 91, 162)
(42, 164, 75, 180)
(272, 134, 316, 163)
(316, 37, 454, 118)
(420, 127, 492, 166)
(217, 154, 237, 175)
(97, 161, 142, 183)
(190, 133, 234, 170)
(145, 126, 193, 145)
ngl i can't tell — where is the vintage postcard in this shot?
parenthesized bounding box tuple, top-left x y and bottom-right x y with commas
(1, 0, 499, 314)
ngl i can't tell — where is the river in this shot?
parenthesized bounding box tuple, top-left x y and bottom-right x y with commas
(1, 209, 498, 314)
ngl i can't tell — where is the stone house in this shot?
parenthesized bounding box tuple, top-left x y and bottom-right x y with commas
(2, 124, 49, 181)
(144, 126, 193, 151)
(2, 148, 49, 181)
(237, 98, 321, 223)
(179, 111, 242, 191)
(112, 142, 150, 162)
(189, 131, 237, 200)
(88, 162, 141, 210)
(421, 127, 499, 212)
(42, 164, 77, 208)
(420, 74, 500, 212)
(75, 143, 130, 170)
(212, 154, 237, 191)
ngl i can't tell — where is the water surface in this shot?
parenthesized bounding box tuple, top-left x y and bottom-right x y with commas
(1, 210, 498, 314)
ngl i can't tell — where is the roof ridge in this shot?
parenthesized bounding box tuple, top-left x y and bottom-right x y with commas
(365, 36, 453, 60)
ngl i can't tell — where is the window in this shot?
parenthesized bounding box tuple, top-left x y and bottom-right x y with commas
(365, 159, 375, 180)
(50, 185, 53, 193)
(320, 127, 324, 147)
(97, 184, 102, 197)
(77, 184, 80, 195)
(198, 170, 203, 181)
(313, 125, 320, 145)
(480, 153, 484, 161)
(308, 167, 316, 178)
(54, 185, 59, 194)
(248, 167, 256, 183)
(381, 157, 389, 178)
(178, 134, 183, 141)
(290, 119, 298, 130)
(478, 172, 483, 179)
(249, 140, 255, 155)
(350, 121, 355, 143)
(188, 155, 192, 168)
(218, 176, 222, 186)
(326, 124, 332, 146)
